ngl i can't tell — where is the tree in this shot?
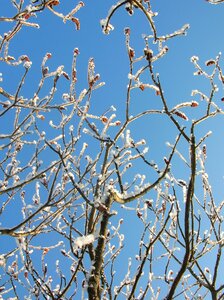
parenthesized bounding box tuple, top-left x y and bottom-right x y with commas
(1, 0, 224, 299)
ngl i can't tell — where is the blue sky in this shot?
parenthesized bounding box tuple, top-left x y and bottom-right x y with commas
(1, 0, 224, 298)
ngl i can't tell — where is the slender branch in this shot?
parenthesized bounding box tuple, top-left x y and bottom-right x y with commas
(165, 126, 196, 300)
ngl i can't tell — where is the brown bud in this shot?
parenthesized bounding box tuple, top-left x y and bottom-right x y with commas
(144, 49, 153, 61)
(205, 60, 215, 66)
(101, 116, 108, 123)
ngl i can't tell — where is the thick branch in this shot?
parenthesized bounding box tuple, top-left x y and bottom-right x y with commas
(87, 195, 113, 300)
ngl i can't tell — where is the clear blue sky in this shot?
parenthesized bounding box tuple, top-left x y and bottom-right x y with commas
(1, 0, 224, 298)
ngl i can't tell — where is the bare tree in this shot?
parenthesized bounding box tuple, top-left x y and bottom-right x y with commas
(1, 1, 224, 299)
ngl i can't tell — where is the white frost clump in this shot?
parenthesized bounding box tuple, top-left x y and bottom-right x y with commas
(74, 234, 94, 249)
(190, 55, 199, 63)
(0, 255, 6, 267)
(100, 19, 114, 34)
(24, 61, 32, 69)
